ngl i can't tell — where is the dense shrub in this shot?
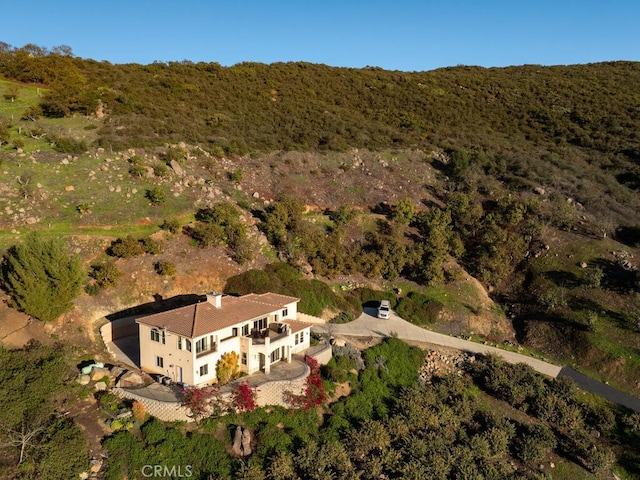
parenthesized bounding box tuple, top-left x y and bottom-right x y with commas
(145, 186, 167, 205)
(395, 292, 444, 326)
(140, 236, 163, 254)
(153, 162, 169, 177)
(160, 218, 181, 234)
(189, 202, 247, 249)
(108, 236, 162, 257)
(154, 260, 176, 276)
(51, 136, 87, 153)
(88, 259, 122, 289)
(224, 263, 355, 316)
(107, 236, 145, 258)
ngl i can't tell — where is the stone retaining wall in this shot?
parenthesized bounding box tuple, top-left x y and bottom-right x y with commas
(112, 387, 193, 423)
(307, 343, 332, 365)
(113, 362, 314, 422)
(256, 364, 310, 406)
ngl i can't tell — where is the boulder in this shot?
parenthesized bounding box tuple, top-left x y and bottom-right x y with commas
(90, 367, 109, 381)
(231, 426, 243, 456)
(94, 381, 107, 392)
(90, 458, 103, 473)
(169, 160, 184, 176)
(118, 371, 144, 387)
(76, 374, 91, 385)
(241, 428, 252, 456)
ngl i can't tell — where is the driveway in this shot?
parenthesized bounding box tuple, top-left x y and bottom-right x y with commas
(313, 309, 640, 413)
(313, 308, 563, 377)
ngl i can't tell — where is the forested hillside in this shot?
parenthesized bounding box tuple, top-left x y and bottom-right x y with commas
(1, 42, 640, 479)
(1, 43, 639, 388)
(2, 43, 639, 223)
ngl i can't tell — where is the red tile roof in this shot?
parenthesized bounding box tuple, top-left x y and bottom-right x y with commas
(282, 320, 312, 334)
(135, 293, 299, 338)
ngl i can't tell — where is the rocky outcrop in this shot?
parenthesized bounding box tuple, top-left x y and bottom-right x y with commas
(418, 349, 474, 385)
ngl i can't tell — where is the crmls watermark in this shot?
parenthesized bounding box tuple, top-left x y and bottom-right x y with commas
(142, 465, 193, 478)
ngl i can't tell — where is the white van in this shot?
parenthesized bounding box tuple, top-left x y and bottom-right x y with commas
(377, 300, 390, 319)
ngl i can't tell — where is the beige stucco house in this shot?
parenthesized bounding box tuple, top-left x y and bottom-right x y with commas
(135, 292, 311, 387)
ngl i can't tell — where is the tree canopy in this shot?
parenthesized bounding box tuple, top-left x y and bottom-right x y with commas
(1, 232, 85, 322)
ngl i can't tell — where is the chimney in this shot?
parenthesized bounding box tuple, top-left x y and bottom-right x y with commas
(206, 292, 222, 308)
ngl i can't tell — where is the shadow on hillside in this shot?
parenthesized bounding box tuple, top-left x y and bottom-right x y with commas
(543, 270, 581, 288)
(615, 225, 640, 248)
(569, 296, 634, 331)
(593, 258, 638, 292)
(105, 294, 204, 321)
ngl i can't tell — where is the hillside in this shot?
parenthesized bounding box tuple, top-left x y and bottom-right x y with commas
(1, 43, 640, 479)
(0, 44, 639, 392)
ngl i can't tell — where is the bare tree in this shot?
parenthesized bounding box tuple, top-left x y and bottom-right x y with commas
(16, 171, 34, 199)
(0, 420, 46, 465)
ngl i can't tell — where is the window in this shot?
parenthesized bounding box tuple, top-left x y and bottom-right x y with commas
(232, 328, 238, 337)
(195, 337, 208, 354)
(282, 308, 288, 317)
(270, 348, 281, 363)
(185, 339, 192, 352)
(242, 324, 249, 336)
(294, 333, 299, 345)
(300, 331, 304, 343)
(152, 329, 166, 344)
(156, 356, 164, 368)
(241, 352, 247, 365)
(199, 364, 208, 376)
(253, 317, 267, 331)
(177, 336, 182, 350)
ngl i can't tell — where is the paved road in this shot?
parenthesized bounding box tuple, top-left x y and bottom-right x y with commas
(559, 367, 640, 413)
(313, 309, 562, 377)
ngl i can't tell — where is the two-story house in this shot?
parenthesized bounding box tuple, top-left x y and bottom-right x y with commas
(135, 292, 312, 386)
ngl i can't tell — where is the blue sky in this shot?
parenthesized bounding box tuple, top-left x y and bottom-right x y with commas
(3, 1, 639, 71)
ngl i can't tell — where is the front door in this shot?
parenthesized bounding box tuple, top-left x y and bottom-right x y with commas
(259, 353, 265, 371)
(176, 366, 183, 383)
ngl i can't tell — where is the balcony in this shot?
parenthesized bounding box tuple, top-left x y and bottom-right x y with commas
(248, 324, 289, 345)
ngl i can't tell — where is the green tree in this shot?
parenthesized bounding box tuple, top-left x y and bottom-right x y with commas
(391, 198, 415, 225)
(0, 342, 88, 477)
(1, 233, 84, 322)
(261, 195, 305, 248)
(330, 204, 357, 228)
(412, 208, 454, 285)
